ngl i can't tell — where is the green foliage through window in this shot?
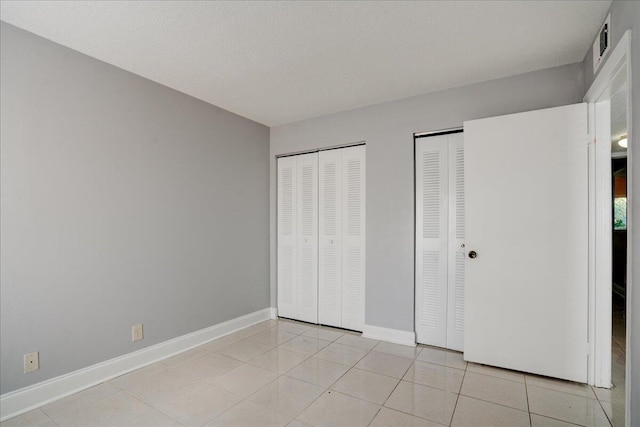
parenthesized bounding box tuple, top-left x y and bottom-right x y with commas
(614, 198, 627, 230)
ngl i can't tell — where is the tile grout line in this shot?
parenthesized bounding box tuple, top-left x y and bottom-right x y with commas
(289, 336, 438, 425)
(40, 409, 61, 427)
(524, 372, 532, 427)
(527, 409, 596, 427)
(134, 320, 292, 426)
(526, 387, 614, 427)
(257, 321, 377, 424)
(456, 394, 536, 416)
(49, 384, 166, 425)
(373, 356, 415, 425)
(525, 381, 600, 400)
(592, 385, 615, 427)
(120, 389, 188, 426)
(291, 339, 378, 425)
(362, 346, 384, 427)
(282, 335, 369, 390)
(447, 357, 468, 426)
(202, 365, 286, 424)
(37, 383, 122, 421)
(380, 356, 413, 407)
(199, 320, 328, 426)
(372, 346, 462, 426)
(466, 365, 528, 384)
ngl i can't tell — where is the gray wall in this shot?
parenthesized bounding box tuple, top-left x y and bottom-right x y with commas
(0, 23, 270, 394)
(582, 2, 640, 425)
(270, 63, 585, 332)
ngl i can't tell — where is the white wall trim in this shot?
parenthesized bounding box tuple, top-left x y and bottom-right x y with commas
(0, 308, 273, 422)
(593, 99, 613, 388)
(583, 30, 632, 395)
(269, 307, 278, 319)
(585, 31, 631, 102)
(362, 324, 416, 347)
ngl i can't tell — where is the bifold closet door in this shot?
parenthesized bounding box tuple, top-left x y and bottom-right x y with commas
(277, 156, 297, 320)
(277, 153, 318, 323)
(319, 145, 366, 330)
(415, 133, 465, 350)
(318, 149, 342, 327)
(446, 134, 465, 352)
(415, 136, 449, 347)
(340, 146, 366, 331)
(296, 153, 318, 323)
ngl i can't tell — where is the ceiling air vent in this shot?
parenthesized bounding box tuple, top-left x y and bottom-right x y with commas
(593, 14, 611, 73)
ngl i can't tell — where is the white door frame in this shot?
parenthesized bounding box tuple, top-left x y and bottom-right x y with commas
(584, 29, 632, 421)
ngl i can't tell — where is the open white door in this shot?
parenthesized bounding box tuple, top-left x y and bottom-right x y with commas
(464, 103, 589, 383)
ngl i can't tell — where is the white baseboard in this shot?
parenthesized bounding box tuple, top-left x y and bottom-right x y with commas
(0, 308, 273, 422)
(362, 324, 416, 347)
(269, 307, 278, 319)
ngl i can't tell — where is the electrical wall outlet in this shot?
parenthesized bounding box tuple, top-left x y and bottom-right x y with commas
(132, 324, 144, 342)
(24, 352, 39, 373)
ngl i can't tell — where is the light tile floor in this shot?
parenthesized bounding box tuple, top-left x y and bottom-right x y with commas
(1, 318, 623, 427)
(599, 295, 627, 427)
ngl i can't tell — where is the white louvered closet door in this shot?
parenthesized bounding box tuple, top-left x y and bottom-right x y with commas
(277, 156, 298, 319)
(318, 149, 343, 328)
(415, 135, 449, 347)
(296, 153, 318, 323)
(446, 134, 465, 351)
(280, 146, 365, 330)
(340, 145, 366, 331)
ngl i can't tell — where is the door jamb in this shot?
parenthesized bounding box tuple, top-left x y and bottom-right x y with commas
(584, 29, 632, 424)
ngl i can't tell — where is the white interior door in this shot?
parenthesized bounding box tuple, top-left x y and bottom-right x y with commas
(464, 103, 588, 383)
(296, 153, 318, 323)
(277, 156, 297, 319)
(415, 135, 449, 347)
(446, 134, 465, 352)
(319, 149, 343, 328)
(340, 145, 366, 331)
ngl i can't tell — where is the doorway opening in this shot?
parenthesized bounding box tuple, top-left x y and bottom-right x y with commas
(608, 85, 627, 424)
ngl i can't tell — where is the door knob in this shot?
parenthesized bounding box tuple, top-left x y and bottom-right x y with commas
(468, 251, 477, 259)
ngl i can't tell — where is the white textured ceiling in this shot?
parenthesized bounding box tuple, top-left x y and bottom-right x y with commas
(0, 1, 611, 126)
